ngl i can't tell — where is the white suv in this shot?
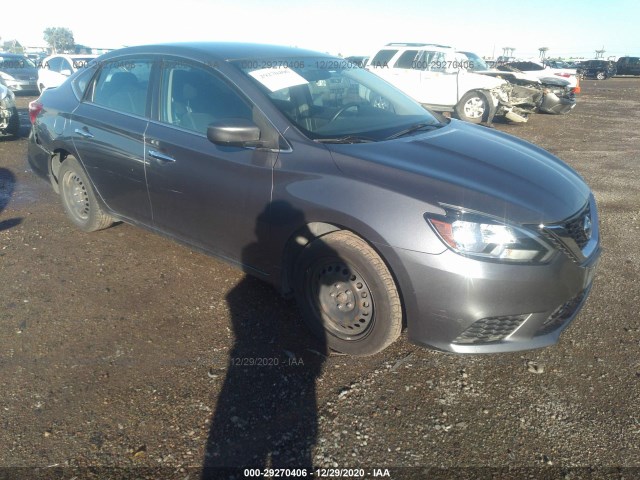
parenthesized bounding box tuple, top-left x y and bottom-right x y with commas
(367, 43, 506, 124)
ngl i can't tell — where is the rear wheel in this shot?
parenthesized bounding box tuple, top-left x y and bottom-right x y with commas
(454, 91, 488, 124)
(58, 156, 114, 232)
(294, 231, 402, 356)
(596, 71, 607, 80)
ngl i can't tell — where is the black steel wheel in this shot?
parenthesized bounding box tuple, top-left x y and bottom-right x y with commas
(58, 156, 114, 232)
(294, 230, 402, 356)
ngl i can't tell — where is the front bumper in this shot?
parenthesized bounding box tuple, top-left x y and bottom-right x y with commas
(378, 203, 601, 353)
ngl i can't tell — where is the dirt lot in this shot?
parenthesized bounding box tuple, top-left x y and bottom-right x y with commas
(1, 79, 639, 479)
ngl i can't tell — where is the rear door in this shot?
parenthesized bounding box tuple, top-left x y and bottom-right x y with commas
(415, 50, 458, 106)
(69, 57, 154, 224)
(144, 60, 278, 269)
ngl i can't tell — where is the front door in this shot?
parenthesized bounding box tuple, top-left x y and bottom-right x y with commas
(145, 61, 278, 271)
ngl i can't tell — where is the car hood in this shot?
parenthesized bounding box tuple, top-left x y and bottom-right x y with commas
(460, 70, 506, 88)
(326, 120, 591, 224)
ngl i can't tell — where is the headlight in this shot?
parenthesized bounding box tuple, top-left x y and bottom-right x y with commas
(426, 208, 554, 263)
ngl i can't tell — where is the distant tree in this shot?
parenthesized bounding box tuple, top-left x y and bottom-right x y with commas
(43, 27, 75, 53)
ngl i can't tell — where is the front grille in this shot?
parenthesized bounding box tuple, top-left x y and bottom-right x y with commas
(541, 202, 593, 263)
(454, 315, 528, 344)
(564, 205, 591, 249)
(536, 290, 586, 336)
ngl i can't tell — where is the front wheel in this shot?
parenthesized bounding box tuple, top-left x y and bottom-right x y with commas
(58, 156, 114, 232)
(294, 231, 402, 356)
(454, 91, 488, 124)
(595, 71, 607, 80)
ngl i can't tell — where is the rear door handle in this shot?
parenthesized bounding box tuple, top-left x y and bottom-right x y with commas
(74, 128, 94, 139)
(148, 149, 176, 163)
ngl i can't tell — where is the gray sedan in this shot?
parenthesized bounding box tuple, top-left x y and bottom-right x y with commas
(27, 43, 600, 355)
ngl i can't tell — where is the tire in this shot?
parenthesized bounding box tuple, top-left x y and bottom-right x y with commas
(596, 71, 606, 80)
(294, 230, 402, 356)
(454, 91, 488, 124)
(58, 156, 114, 232)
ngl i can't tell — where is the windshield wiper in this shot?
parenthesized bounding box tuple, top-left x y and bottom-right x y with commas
(385, 123, 441, 140)
(315, 135, 376, 144)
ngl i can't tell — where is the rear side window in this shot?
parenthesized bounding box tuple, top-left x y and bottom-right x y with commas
(44, 57, 64, 72)
(90, 59, 152, 117)
(72, 64, 99, 99)
(395, 50, 419, 69)
(60, 59, 72, 73)
(369, 49, 397, 68)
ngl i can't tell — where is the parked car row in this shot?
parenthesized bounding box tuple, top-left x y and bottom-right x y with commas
(27, 42, 601, 356)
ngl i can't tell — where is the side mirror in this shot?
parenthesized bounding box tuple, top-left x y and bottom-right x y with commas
(60, 69, 72, 76)
(207, 118, 261, 147)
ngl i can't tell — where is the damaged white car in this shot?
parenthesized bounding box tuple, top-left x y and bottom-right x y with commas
(367, 43, 556, 125)
(0, 77, 20, 137)
(459, 51, 578, 120)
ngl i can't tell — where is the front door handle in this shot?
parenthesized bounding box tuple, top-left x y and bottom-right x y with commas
(148, 149, 176, 163)
(74, 128, 94, 139)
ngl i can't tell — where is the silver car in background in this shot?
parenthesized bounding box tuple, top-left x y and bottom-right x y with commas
(0, 53, 38, 94)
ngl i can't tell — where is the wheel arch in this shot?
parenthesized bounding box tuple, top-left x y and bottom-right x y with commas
(455, 89, 495, 124)
(280, 220, 408, 330)
(49, 148, 76, 194)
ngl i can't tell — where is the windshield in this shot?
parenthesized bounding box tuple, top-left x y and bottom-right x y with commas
(0, 56, 36, 69)
(461, 52, 489, 71)
(234, 57, 441, 141)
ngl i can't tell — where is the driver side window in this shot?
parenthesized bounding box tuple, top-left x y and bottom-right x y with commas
(160, 62, 252, 135)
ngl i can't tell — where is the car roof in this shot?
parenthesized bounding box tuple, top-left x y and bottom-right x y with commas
(44, 54, 99, 60)
(378, 43, 454, 52)
(96, 42, 334, 62)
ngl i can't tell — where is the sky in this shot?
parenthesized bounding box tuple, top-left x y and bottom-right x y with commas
(2, 0, 639, 59)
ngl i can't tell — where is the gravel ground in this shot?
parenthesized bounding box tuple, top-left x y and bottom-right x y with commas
(0, 79, 639, 480)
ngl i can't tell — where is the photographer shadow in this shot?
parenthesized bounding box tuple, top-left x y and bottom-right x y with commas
(0, 168, 22, 231)
(201, 202, 334, 477)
